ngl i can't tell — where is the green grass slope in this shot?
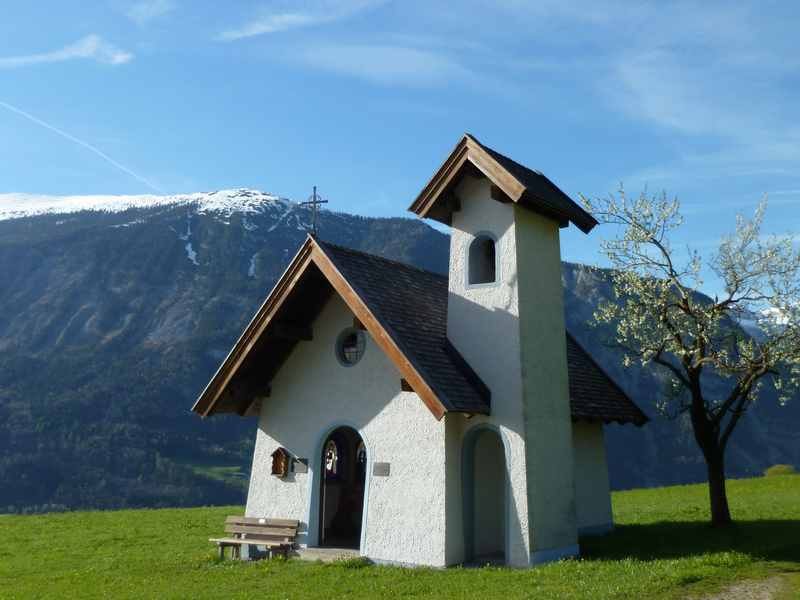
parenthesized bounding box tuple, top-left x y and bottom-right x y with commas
(1, 476, 798, 599)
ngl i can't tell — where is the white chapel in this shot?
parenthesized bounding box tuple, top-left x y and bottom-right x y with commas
(193, 134, 647, 568)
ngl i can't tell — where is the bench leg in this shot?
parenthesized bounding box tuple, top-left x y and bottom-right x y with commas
(218, 544, 225, 561)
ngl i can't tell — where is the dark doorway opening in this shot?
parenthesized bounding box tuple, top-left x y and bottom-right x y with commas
(319, 426, 367, 549)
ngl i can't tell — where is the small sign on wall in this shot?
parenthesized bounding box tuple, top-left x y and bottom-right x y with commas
(292, 458, 308, 474)
(373, 462, 390, 476)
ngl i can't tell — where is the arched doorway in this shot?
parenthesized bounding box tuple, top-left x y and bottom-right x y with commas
(319, 426, 367, 548)
(463, 427, 507, 564)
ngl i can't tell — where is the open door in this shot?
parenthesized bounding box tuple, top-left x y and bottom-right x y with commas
(319, 426, 367, 549)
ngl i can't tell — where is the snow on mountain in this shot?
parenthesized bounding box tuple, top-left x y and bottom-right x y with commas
(0, 188, 291, 221)
(737, 306, 793, 341)
(737, 313, 765, 339)
(761, 306, 791, 326)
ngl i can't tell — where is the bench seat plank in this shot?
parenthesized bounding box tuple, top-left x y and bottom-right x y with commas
(225, 516, 299, 528)
(224, 524, 296, 537)
(209, 537, 288, 548)
(224, 535, 291, 544)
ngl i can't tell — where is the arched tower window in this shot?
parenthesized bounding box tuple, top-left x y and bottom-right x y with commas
(468, 234, 497, 285)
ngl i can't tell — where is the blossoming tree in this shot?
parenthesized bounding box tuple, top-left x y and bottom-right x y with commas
(582, 189, 800, 526)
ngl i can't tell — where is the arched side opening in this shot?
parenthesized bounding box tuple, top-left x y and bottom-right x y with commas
(318, 426, 367, 549)
(463, 426, 507, 565)
(468, 234, 497, 285)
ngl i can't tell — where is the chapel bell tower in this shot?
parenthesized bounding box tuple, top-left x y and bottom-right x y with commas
(408, 133, 598, 565)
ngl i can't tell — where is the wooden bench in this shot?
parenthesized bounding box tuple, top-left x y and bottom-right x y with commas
(209, 516, 299, 560)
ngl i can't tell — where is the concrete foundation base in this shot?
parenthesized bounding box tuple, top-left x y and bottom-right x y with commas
(295, 547, 361, 563)
(530, 543, 580, 565)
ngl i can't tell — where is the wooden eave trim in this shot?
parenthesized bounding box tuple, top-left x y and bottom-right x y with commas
(195, 235, 453, 421)
(410, 135, 526, 221)
(310, 244, 448, 421)
(192, 238, 316, 417)
(520, 190, 596, 234)
(410, 140, 471, 218)
(463, 137, 525, 202)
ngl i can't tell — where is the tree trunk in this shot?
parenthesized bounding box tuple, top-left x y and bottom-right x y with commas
(687, 383, 733, 527)
(706, 451, 732, 527)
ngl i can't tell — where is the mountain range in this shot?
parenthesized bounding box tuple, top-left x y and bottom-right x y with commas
(1, 189, 797, 513)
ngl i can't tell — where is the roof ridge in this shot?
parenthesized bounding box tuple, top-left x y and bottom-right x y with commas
(315, 239, 448, 281)
(468, 134, 546, 177)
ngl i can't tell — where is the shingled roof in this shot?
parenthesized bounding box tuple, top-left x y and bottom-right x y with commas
(317, 241, 490, 414)
(320, 241, 646, 426)
(409, 133, 598, 234)
(192, 236, 647, 426)
(565, 335, 648, 426)
(467, 135, 598, 234)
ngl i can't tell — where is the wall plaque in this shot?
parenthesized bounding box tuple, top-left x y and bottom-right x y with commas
(373, 462, 390, 476)
(292, 458, 308, 474)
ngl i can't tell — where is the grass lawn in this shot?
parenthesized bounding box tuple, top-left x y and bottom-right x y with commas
(1, 475, 798, 599)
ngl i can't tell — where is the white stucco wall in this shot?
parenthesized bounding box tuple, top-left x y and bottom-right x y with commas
(572, 422, 613, 534)
(245, 294, 450, 567)
(445, 176, 532, 567)
(515, 205, 579, 558)
(444, 175, 578, 566)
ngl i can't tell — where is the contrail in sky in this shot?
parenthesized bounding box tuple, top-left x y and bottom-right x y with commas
(0, 100, 164, 194)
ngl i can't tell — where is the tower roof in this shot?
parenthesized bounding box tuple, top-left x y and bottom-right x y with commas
(409, 133, 598, 233)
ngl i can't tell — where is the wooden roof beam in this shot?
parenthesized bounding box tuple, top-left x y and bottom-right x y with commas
(228, 376, 270, 416)
(272, 322, 313, 342)
(489, 184, 512, 204)
(192, 238, 315, 417)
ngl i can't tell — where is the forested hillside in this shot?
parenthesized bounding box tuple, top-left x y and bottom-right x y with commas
(0, 190, 797, 513)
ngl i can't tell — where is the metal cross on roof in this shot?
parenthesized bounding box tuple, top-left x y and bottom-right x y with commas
(299, 185, 329, 237)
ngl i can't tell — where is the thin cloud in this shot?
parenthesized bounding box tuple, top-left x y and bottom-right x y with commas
(126, 0, 175, 25)
(0, 101, 163, 194)
(0, 35, 133, 68)
(218, 13, 320, 39)
(217, 0, 384, 41)
(567, 3, 800, 190)
(292, 43, 474, 87)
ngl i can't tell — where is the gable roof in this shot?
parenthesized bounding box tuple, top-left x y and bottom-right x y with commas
(566, 335, 647, 426)
(192, 236, 647, 427)
(191, 236, 487, 420)
(317, 241, 490, 416)
(409, 133, 598, 234)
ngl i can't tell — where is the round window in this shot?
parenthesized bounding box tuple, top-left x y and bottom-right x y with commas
(336, 328, 366, 367)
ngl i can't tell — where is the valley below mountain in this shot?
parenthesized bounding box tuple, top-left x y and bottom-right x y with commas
(0, 189, 797, 513)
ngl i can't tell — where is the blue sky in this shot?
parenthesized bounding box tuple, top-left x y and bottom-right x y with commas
(1, 1, 799, 292)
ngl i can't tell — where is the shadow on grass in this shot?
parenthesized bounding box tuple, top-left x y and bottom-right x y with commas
(581, 520, 800, 563)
